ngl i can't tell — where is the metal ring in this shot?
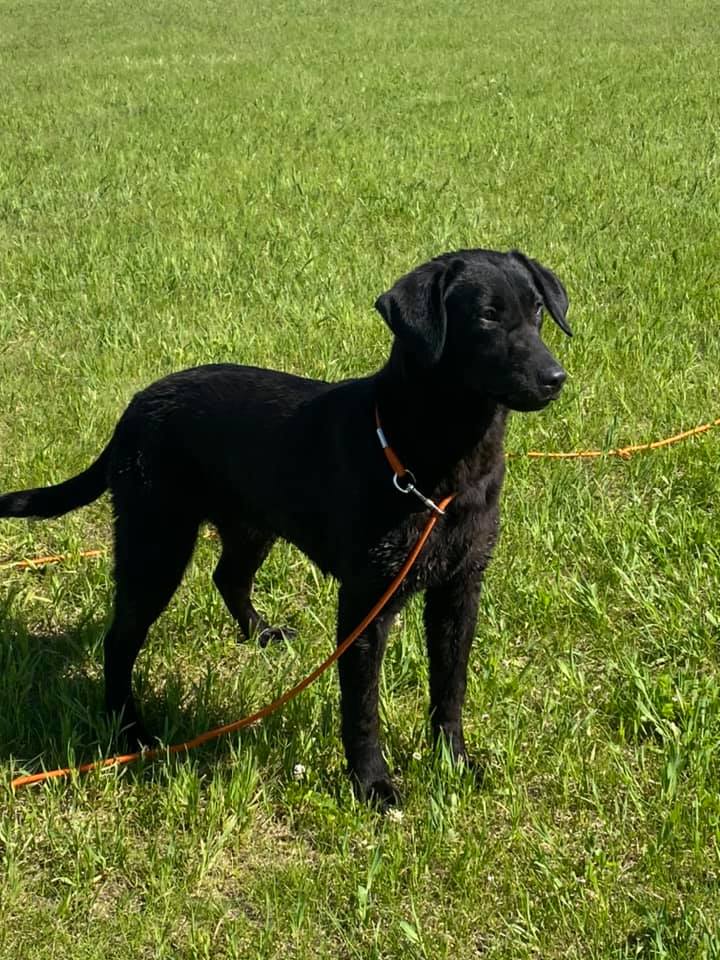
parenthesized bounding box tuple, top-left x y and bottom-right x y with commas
(392, 470, 416, 494)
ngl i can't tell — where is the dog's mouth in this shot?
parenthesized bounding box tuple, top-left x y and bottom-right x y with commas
(502, 388, 560, 412)
(541, 384, 564, 403)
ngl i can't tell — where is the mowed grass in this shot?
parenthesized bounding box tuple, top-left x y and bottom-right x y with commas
(1, 0, 720, 956)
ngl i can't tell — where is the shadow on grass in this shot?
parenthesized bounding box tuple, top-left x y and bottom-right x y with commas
(0, 599, 107, 760)
(0, 601, 337, 791)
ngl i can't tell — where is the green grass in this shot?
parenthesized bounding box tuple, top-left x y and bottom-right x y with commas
(1, 0, 720, 956)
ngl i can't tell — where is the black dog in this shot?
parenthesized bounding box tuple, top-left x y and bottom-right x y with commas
(0, 248, 571, 804)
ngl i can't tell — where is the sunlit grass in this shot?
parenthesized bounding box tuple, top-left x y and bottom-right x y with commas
(1, 1, 720, 957)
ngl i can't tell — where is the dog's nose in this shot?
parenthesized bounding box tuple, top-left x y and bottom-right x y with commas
(540, 366, 567, 391)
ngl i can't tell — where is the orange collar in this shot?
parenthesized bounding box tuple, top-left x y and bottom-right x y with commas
(374, 405, 448, 516)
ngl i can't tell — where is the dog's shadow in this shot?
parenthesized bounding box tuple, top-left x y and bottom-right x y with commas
(0, 598, 295, 784)
(0, 585, 99, 744)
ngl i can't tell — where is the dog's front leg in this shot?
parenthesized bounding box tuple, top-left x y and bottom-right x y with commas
(336, 583, 401, 808)
(423, 568, 483, 764)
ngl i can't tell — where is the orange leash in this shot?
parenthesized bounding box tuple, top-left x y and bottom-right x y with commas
(522, 416, 720, 460)
(0, 549, 104, 571)
(10, 494, 455, 790)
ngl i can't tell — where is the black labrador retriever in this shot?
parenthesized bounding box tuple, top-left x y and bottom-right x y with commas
(0, 248, 571, 804)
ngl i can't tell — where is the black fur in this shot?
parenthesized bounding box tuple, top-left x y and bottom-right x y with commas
(0, 248, 571, 805)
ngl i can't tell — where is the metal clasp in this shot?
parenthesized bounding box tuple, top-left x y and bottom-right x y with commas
(392, 471, 446, 516)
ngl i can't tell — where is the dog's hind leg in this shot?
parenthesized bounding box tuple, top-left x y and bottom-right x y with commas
(104, 508, 199, 746)
(212, 523, 295, 647)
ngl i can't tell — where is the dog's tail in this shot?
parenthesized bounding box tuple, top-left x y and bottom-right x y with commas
(0, 444, 111, 519)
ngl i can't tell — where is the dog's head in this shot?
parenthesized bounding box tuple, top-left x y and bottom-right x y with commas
(375, 248, 572, 412)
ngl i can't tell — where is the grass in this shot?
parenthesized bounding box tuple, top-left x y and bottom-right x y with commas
(1, 0, 720, 956)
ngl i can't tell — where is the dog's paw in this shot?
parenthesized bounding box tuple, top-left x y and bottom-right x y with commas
(353, 773, 401, 811)
(434, 738, 488, 788)
(434, 728, 473, 767)
(117, 713, 154, 753)
(369, 776, 401, 811)
(107, 701, 154, 753)
(461, 751, 489, 787)
(256, 625, 297, 648)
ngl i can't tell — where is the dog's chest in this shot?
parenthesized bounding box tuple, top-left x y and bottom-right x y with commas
(368, 490, 500, 591)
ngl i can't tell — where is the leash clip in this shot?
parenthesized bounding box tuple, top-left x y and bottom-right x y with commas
(393, 471, 446, 516)
(376, 405, 446, 516)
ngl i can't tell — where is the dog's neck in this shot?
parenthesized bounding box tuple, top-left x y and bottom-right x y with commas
(374, 361, 508, 492)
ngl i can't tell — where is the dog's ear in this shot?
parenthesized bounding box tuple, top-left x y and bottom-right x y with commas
(510, 251, 572, 337)
(375, 258, 465, 366)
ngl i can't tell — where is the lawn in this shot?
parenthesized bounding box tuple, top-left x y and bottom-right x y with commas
(1, 0, 720, 956)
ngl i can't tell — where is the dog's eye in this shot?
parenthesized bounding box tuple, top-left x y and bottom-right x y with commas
(478, 309, 499, 326)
